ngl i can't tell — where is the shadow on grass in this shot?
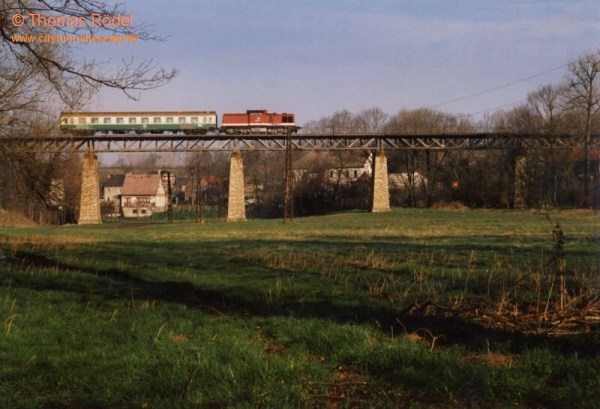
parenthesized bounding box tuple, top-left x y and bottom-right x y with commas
(3, 242, 598, 356)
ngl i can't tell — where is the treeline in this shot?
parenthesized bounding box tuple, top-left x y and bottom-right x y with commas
(1, 51, 599, 223)
(292, 51, 600, 212)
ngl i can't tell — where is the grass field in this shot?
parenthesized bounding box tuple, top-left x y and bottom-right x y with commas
(0, 209, 599, 408)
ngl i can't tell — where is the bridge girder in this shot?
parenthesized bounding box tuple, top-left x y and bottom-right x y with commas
(0, 132, 595, 153)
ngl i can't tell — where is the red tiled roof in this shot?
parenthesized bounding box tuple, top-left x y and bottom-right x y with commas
(121, 174, 162, 196)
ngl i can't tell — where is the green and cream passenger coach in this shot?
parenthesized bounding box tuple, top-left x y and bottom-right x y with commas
(60, 111, 218, 135)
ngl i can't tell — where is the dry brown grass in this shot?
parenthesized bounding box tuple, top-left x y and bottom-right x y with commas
(432, 201, 469, 211)
(0, 208, 36, 227)
(2, 235, 98, 253)
(462, 353, 515, 368)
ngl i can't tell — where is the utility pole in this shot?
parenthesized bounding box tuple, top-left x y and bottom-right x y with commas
(196, 164, 203, 224)
(167, 171, 173, 223)
(283, 129, 294, 223)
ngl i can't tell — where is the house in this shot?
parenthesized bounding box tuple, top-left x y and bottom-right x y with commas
(101, 174, 125, 214)
(292, 152, 372, 185)
(120, 172, 167, 217)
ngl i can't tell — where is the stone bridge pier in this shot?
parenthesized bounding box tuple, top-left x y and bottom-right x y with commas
(78, 151, 102, 224)
(371, 150, 391, 212)
(513, 156, 527, 209)
(227, 151, 247, 222)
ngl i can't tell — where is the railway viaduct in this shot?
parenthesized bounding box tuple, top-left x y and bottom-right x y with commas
(2, 132, 596, 224)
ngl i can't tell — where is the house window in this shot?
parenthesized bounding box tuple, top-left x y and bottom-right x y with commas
(354, 170, 358, 178)
(191, 117, 199, 124)
(166, 117, 174, 124)
(132, 208, 138, 214)
(103, 118, 111, 124)
(91, 118, 99, 124)
(129, 118, 137, 124)
(153, 117, 161, 124)
(178, 117, 186, 124)
(78, 117, 86, 124)
(345, 170, 349, 177)
(330, 170, 334, 178)
(141, 209, 147, 214)
(141, 117, 149, 124)
(116, 118, 124, 124)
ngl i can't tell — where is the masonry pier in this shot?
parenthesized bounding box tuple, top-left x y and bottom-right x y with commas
(78, 151, 102, 224)
(227, 151, 247, 222)
(513, 156, 527, 209)
(371, 150, 391, 213)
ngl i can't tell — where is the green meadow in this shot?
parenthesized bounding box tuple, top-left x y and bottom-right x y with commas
(0, 209, 599, 408)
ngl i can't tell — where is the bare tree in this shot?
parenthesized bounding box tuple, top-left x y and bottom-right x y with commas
(527, 84, 563, 133)
(1, 0, 177, 106)
(564, 50, 600, 206)
(0, 0, 177, 221)
(355, 107, 388, 133)
(385, 108, 473, 206)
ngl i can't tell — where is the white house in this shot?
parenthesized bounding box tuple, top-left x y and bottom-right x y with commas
(120, 173, 167, 217)
(292, 152, 372, 185)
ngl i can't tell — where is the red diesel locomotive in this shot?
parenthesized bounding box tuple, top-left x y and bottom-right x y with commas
(221, 110, 300, 134)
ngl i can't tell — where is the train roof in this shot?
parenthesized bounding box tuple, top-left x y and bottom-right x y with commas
(60, 111, 217, 117)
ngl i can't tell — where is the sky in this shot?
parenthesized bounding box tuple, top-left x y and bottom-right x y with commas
(86, 0, 600, 125)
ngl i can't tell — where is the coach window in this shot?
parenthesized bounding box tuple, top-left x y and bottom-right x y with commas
(69, 118, 75, 124)
(141, 117, 149, 124)
(191, 117, 198, 124)
(129, 118, 137, 124)
(203, 117, 208, 123)
(104, 118, 111, 124)
(153, 117, 161, 124)
(91, 118, 99, 124)
(178, 117, 186, 124)
(166, 117, 174, 124)
(78, 117, 86, 124)
(116, 117, 124, 124)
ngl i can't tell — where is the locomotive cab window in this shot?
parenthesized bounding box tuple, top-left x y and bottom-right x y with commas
(129, 118, 137, 124)
(153, 117, 161, 124)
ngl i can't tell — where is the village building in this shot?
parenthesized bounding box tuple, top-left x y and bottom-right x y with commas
(101, 174, 125, 213)
(292, 151, 372, 184)
(120, 172, 168, 217)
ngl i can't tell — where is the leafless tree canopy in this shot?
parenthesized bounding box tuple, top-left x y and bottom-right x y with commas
(0, 0, 177, 121)
(0, 0, 177, 221)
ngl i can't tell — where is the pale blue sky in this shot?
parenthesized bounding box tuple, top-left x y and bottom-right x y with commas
(88, 0, 600, 124)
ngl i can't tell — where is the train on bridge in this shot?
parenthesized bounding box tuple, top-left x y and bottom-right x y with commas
(60, 109, 300, 135)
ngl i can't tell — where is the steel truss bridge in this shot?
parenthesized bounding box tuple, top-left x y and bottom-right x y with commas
(1, 132, 596, 153)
